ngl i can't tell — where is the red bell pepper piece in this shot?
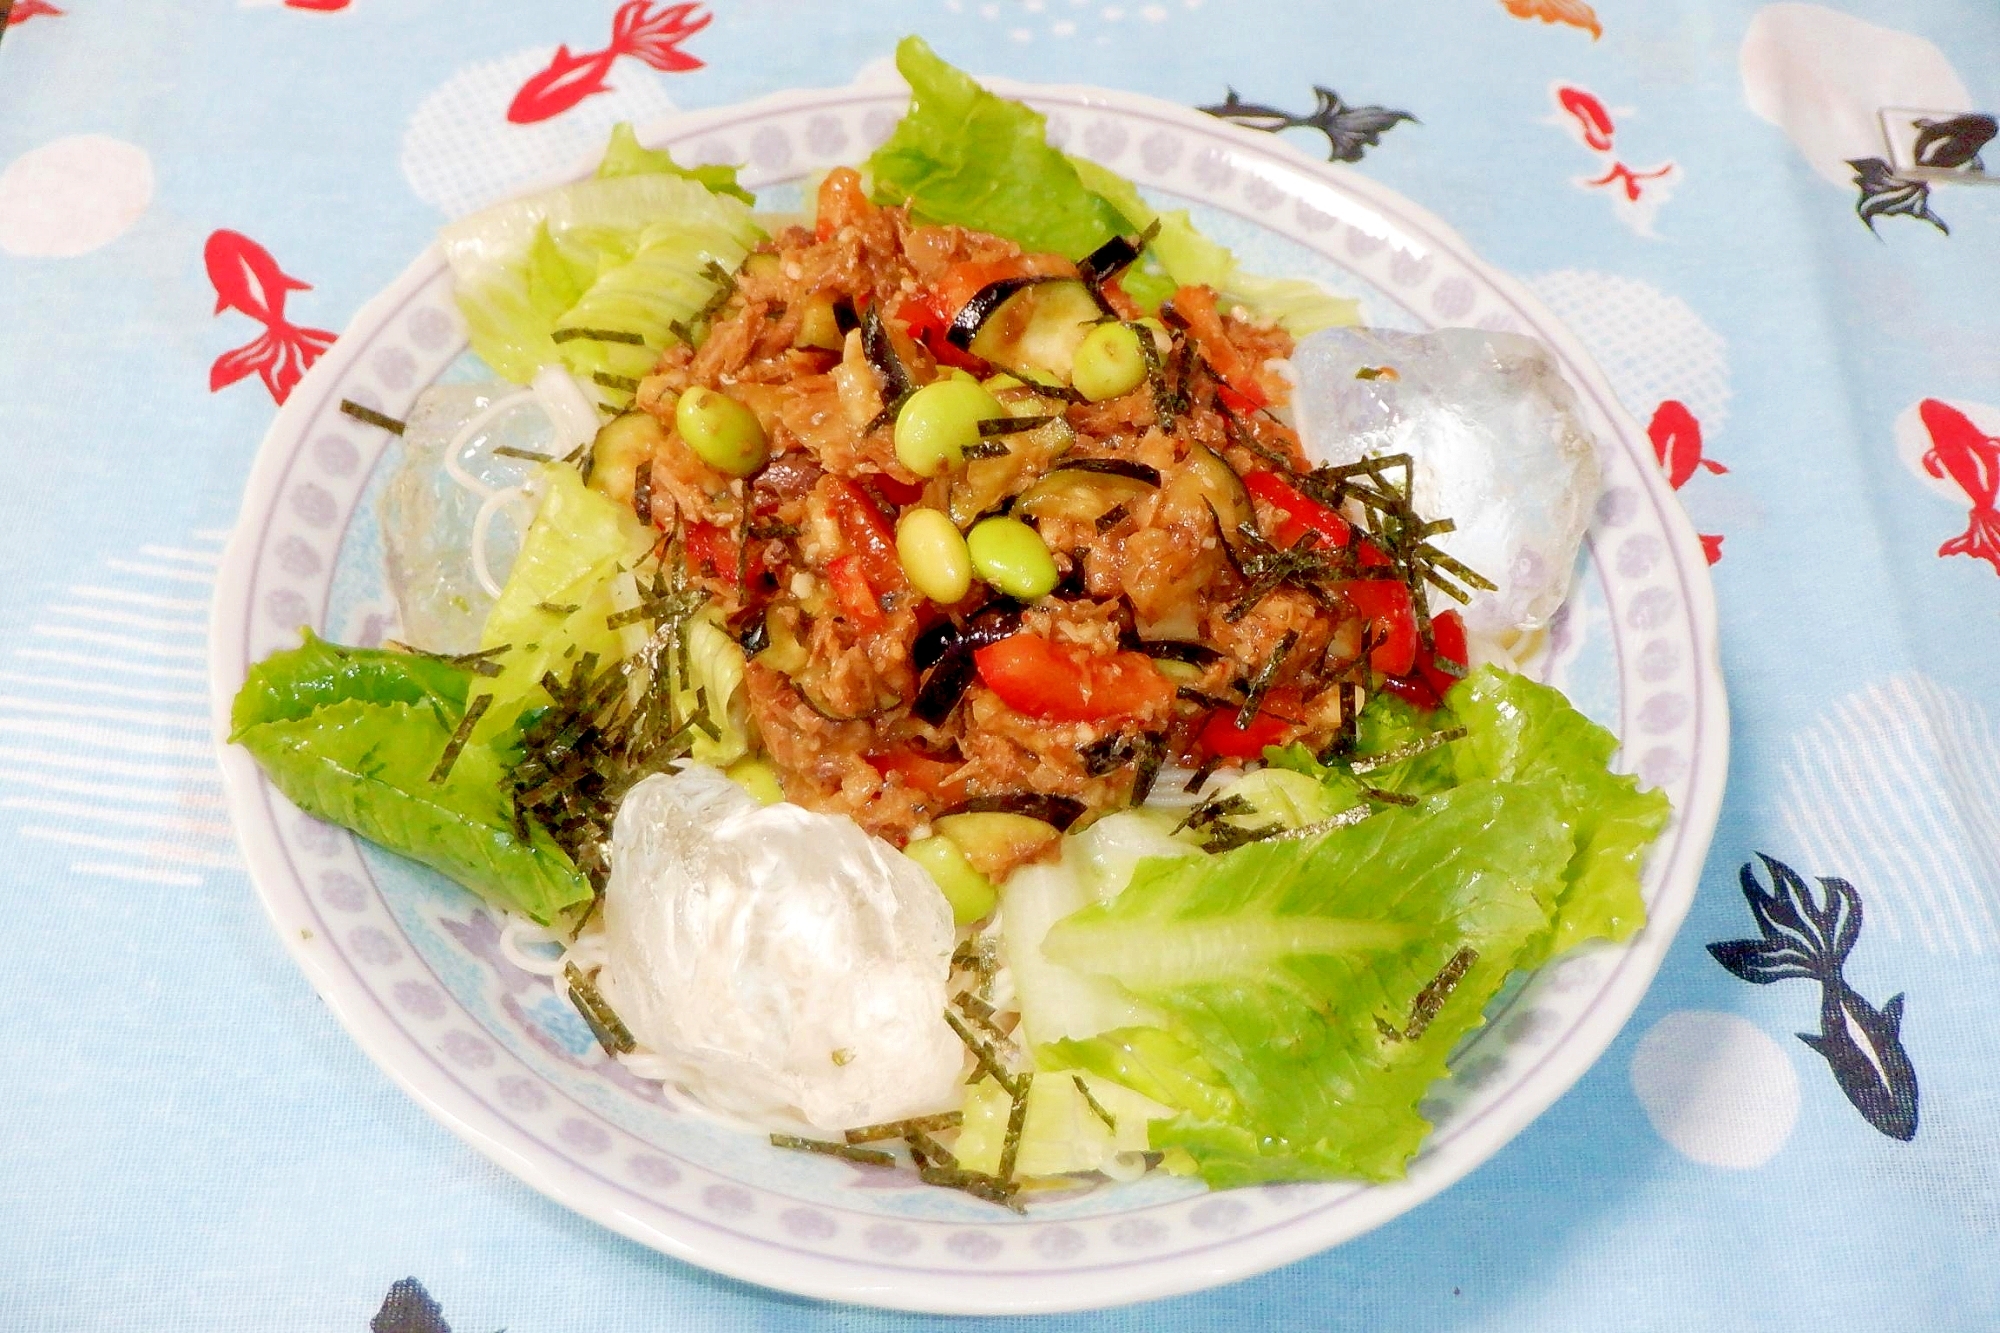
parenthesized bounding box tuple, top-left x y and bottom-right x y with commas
(1381, 610, 1472, 712)
(1170, 284, 1268, 411)
(893, 295, 987, 372)
(683, 521, 748, 587)
(825, 554, 884, 629)
(1197, 703, 1296, 760)
(1243, 471, 1351, 549)
(972, 635, 1174, 723)
(867, 748, 971, 807)
(831, 478, 907, 594)
(867, 471, 926, 507)
(1344, 578, 1420, 678)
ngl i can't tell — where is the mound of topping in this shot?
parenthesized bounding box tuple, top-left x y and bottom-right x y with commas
(609, 169, 1479, 849)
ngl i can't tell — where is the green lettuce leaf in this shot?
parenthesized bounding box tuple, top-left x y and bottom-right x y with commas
(864, 35, 1130, 260)
(1446, 667, 1671, 964)
(1041, 780, 1571, 1185)
(440, 170, 761, 386)
(596, 122, 754, 204)
(230, 642, 590, 924)
(230, 630, 469, 736)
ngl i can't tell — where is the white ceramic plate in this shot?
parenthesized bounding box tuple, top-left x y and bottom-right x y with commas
(210, 80, 1727, 1314)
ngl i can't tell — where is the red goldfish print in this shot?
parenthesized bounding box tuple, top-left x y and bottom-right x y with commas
(205, 230, 336, 407)
(1549, 82, 1679, 234)
(1557, 85, 1615, 151)
(1918, 398, 2000, 574)
(507, 1, 710, 125)
(1587, 161, 1679, 203)
(1502, 0, 1602, 40)
(283, 0, 352, 10)
(1648, 400, 1727, 564)
(5, 0, 65, 25)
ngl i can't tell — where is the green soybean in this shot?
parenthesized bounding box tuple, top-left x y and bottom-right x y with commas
(967, 516, 1059, 600)
(894, 379, 1003, 478)
(1070, 322, 1149, 403)
(675, 387, 768, 476)
(904, 835, 998, 926)
(896, 508, 974, 605)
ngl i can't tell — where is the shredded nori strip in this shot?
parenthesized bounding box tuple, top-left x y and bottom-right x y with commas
(917, 1164, 1024, 1213)
(1175, 686, 1233, 711)
(388, 640, 511, 679)
(492, 445, 554, 462)
(860, 306, 916, 433)
(951, 935, 1001, 998)
(592, 371, 641, 393)
(961, 440, 1011, 461)
(1073, 1075, 1118, 1133)
(1400, 947, 1478, 1041)
(339, 400, 406, 434)
(552, 327, 646, 345)
(998, 1070, 1034, 1182)
(1348, 726, 1468, 775)
(1095, 501, 1131, 533)
(1362, 785, 1420, 807)
(770, 1134, 897, 1167)
(1235, 629, 1298, 728)
(427, 694, 490, 784)
(843, 1111, 964, 1145)
(1183, 755, 1225, 794)
(906, 1128, 958, 1170)
(506, 556, 712, 892)
(936, 792, 1086, 831)
(943, 1009, 1024, 1099)
(978, 413, 1055, 437)
(564, 962, 636, 1056)
(1265, 805, 1375, 843)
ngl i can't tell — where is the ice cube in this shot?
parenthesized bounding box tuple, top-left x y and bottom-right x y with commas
(1290, 328, 1603, 636)
(600, 767, 964, 1132)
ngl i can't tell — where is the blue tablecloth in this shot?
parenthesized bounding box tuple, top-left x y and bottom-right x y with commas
(4, 1, 1998, 1326)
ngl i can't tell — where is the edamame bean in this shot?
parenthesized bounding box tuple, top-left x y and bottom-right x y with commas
(1070, 322, 1149, 402)
(903, 835, 997, 926)
(674, 386, 768, 476)
(895, 508, 974, 605)
(967, 516, 1059, 600)
(893, 378, 1003, 477)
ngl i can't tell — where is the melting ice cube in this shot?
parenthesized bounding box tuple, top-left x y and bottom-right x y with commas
(600, 767, 964, 1132)
(1290, 327, 1603, 637)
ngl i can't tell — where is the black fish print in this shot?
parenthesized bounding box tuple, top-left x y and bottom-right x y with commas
(1846, 157, 1948, 236)
(1709, 854, 1918, 1141)
(1199, 86, 1416, 163)
(372, 1277, 451, 1333)
(1912, 113, 1997, 172)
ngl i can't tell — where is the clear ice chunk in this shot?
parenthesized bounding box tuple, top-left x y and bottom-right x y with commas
(600, 767, 965, 1133)
(377, 384, 551, 653)
(1290, 327, 1603, 636)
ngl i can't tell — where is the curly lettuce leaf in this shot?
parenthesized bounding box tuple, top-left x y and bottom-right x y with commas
(864, 35, 1129, 260)
(1041, 780, 1570, 1186)
(440, 170, 760, 386)
(595, 122, 754, 204)
(1446, 667, 1671, 964)
(230, 630, 469, 737)
(230, 644, 590, 924)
